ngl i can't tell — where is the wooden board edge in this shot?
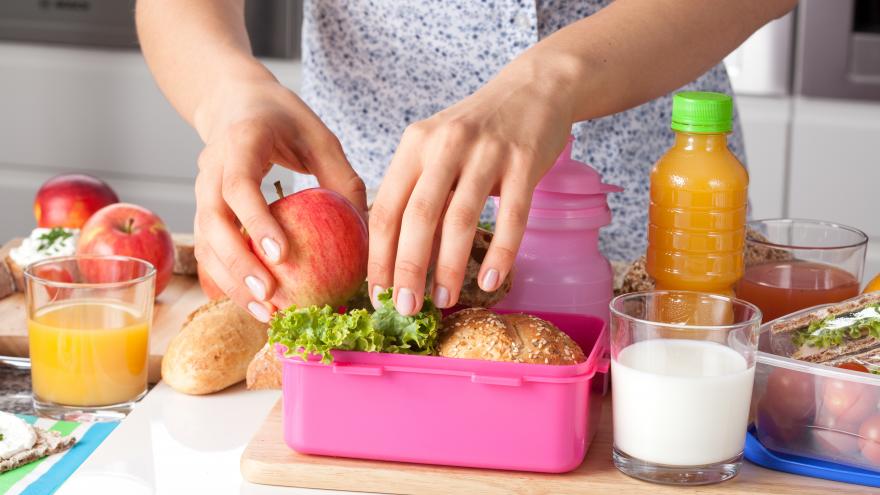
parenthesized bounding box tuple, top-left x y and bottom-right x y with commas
(238, 396, 880, 495)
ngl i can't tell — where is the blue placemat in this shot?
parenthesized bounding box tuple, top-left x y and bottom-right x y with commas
(0, 416, 118, 495)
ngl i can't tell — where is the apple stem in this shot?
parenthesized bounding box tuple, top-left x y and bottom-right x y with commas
(125, 217, 135, 234)
(274, 181, 285, 200)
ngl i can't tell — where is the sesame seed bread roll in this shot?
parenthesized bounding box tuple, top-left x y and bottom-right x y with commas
(438, 308, 585, 365)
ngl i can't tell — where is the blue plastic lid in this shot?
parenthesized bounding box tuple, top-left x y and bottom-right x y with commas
(744, 429, 880, 487)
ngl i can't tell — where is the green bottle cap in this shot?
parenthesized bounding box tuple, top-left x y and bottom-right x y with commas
(670, 91, 733, 133)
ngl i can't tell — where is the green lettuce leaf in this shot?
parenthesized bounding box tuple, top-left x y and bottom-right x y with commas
(371, 288, 441, 355)
(268, 288, 440, 363)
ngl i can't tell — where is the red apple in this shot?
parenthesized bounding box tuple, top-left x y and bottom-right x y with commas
(34, 174, 119, 229)
(197, 262, 225, 300)
(77, 203, 174, 295)
(252, 187, 367, 309)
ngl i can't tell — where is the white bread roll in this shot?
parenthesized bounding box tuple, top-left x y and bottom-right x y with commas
(246, 342, 282, 390)
(162, 298, 268, 395)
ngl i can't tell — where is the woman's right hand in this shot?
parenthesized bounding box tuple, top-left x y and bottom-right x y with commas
(191, 74, 367, 322)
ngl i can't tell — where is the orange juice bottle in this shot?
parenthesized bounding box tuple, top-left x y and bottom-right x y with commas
(646, 92, 747, 318)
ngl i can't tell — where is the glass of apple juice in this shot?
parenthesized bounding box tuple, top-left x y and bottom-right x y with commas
(24, 255, 155, 421)
(736, 219, 867, 322)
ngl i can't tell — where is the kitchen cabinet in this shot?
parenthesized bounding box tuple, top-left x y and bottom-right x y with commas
(733, 94, 880, 280)
(787, 97, 880, 278)
(0, 42, 300, 239)
(735, 95, 791, 220)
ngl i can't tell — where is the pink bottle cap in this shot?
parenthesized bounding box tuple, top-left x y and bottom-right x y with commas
(536, 136, 621, 195)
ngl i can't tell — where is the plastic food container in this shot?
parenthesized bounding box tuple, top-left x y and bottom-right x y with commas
(751, 305, 880, 473)
(279, 310, 609, 473)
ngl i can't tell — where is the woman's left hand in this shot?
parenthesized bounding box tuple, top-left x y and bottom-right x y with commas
(368, 53, 580, 315)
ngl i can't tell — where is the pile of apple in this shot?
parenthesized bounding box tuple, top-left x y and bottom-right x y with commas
(37, 174, 369, 308)
(35, 174, 174, 295)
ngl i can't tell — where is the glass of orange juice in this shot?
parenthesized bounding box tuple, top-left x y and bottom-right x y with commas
(24, 255, 155, 421)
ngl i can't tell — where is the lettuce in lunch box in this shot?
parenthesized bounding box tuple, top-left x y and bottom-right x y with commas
(268, 288, 441, 363)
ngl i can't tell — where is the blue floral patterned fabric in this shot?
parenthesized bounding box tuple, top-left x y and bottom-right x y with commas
(295, 0, 746, 262)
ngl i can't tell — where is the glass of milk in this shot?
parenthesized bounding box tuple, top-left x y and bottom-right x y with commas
(610, 291, 762, 485)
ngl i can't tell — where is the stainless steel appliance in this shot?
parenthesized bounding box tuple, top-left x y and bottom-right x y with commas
(795, 0, 880, 101)
(0, 0, 301, 58)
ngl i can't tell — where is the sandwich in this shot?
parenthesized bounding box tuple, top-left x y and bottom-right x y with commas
(769, 292, 880, 367)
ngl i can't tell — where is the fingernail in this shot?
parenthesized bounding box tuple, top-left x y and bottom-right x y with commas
(371, 284, 385, 308)
(481, 269, 500, 291)
(261, 237, 281, 263)
(248, 301, 271, 323)
(433, 285, 450, 308)
(395, 288, 415, 315)
(245, 275, 266, 301)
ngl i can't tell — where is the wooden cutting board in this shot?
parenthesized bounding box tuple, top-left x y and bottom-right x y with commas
(0, 239, 208, 383)
(241, 396, 876, 495)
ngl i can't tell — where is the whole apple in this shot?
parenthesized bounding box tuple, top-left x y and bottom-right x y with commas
(34, 173, 119, 229)
(77, 203, 174, 295)
(252, 187, 367, 309)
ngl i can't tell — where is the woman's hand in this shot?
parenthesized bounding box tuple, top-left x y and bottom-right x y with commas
(193, 75, 366, 322)
(368, 52, 579, 315)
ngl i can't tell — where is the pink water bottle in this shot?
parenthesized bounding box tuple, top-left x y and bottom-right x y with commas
(493, 136, 621, 324)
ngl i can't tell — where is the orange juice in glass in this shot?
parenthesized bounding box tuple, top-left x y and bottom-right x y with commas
(25, 255, 155, 421)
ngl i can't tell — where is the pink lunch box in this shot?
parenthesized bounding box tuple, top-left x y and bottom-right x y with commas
(279, 310, 609, 473)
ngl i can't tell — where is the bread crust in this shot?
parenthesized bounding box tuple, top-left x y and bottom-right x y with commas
(438, 308, 585, 365)
(162, 298, 268, 395)
(428, 228, 512, 308)
(0, 426, 76, 474)
(1, 238, 25, 294)
(616, 256, 654, 296)
(171, 232, 198, 276)
(770, 292, 880, 336)
(246, 342, 282, 390)
(0, 254, 18, 297)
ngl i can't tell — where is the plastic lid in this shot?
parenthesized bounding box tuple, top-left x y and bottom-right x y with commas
(535, 136, 621, 195)
(744, 429, 880, 487)
(670, 91, 733, 134)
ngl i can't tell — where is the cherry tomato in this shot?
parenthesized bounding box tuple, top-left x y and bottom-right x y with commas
(837, 362, 870, 374)
(755, 397, 807, 446)
(821, 378, 879, 424)
(859, 414, 880, 465)
(763, 368, 816, 420)
(812, 408, 860, 455)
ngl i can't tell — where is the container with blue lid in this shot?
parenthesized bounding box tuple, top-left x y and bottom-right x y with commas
(749, 301, 880, 486)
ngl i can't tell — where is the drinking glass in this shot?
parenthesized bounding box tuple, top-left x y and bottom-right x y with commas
(610, 291, 761, 485)
(24, 255, 155, 421)
(736, 219, 867, 322)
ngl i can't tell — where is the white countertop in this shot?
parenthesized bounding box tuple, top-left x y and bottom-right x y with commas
(56, 382, 374, 495)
